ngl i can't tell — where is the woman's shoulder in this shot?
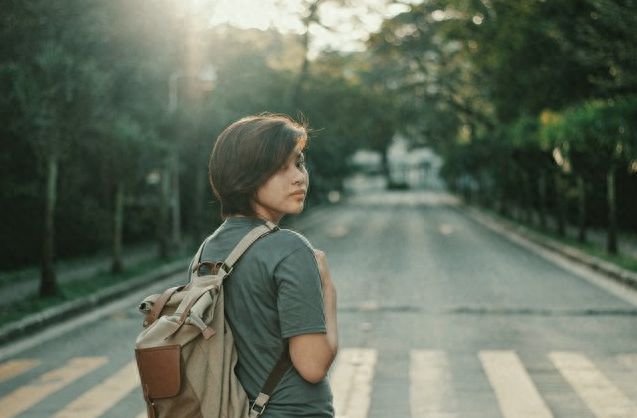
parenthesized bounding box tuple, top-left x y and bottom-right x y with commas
(262, 227, 314, 254)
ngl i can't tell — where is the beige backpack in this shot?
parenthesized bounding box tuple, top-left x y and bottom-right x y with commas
(134, 222, 290, 418)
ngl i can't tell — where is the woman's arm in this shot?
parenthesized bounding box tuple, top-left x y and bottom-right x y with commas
(289, 250, 338, 384)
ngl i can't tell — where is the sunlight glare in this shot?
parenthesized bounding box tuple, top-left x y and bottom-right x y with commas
(204, 0, 423, 55)
(209, 0, 303, 32)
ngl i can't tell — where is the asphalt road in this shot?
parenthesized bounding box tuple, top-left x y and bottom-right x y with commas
(1, 190, 636, 418)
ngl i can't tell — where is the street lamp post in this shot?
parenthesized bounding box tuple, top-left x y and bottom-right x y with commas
(166, 71, 186, 252)
(168, 71, 185, 114)
(166, 65, 217, 252)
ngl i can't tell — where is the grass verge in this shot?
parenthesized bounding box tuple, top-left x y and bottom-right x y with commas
(526, 224, 637, 273)
(0, 255, 185, 328)
(484, 208, 637, 274)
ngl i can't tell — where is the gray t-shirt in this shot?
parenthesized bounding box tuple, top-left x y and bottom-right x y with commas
(200, 216, 334, 418)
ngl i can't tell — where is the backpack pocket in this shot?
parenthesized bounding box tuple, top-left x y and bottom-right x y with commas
(135, 345, 181, 399)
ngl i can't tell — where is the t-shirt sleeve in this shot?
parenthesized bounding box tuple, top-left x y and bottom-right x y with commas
(274, 246, 326, 339)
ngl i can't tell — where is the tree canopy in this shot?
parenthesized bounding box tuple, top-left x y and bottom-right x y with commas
(2, 0, 636, 278)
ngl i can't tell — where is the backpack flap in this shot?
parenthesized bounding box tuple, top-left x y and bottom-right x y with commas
(137, 282, 219, 349)
(170, 279, 221, 340)
(139, 286, 187, 328)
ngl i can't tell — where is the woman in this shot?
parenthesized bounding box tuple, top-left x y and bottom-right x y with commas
(204, 113, 338, 417)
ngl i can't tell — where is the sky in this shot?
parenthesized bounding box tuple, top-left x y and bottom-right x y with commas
(200, 0, 416, 56)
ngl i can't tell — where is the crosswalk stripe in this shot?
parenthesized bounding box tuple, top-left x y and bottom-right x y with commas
(549, 351, 637, 417)
(0, 359, 40, 383)
(0, 356, 107, 418)
(617, 354, 637, 371)
(52, 360, 140, 418)
(479, 351, 553, 418)
(330, 348, 377, 418)
(4, 349, 634, 418)
(133, 349, 380, 418)
(410, 350, 457, 418)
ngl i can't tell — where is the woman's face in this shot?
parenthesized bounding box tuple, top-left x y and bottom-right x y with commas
(253, 149, 309, 223)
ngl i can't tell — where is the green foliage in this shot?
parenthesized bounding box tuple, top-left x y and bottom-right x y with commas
(509, 116, 539, 150)
(1, 2, 396, 270)
(370, 0, 637, 236)
(540, 96, 637, 168)
(3, 0, 637, 270)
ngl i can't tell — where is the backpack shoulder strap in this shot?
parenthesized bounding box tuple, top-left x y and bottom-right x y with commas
(190, 220, 278, 278)
(216, 220, 278, 277)
(187, 234, 216, 276)
(192, 219, 290, 416)
(250, 345, 292, 417)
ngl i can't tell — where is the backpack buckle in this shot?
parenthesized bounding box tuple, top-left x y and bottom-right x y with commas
(249, 403, 265, 416)
(219, 263, 233, 276)
(249, 393, 270, 417)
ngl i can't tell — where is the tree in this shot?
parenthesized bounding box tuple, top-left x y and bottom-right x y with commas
(287, 0, 364, 110)
(509, 116, 555, 228)
(10, 41, 97, 296)
(572, 0, 637, 97)
(540, 97, 637, 254)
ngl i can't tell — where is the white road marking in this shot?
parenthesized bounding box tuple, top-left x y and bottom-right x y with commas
(479, 350, 553, 418)
(330, 348, 377, 418)
(410, 350, 458, 418)
(617, 354, 637, 371)
(52, 360, 140, 418)
(550, 351, 637, 417)
(0, 359, 40, 383)
(0, 356, 107, 418)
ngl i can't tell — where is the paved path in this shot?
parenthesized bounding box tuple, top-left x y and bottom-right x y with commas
(0, 190, 636, 418)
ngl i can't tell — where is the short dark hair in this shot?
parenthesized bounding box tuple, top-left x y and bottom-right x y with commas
(208, 113, 308, 218)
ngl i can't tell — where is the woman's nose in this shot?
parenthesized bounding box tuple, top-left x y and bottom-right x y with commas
(293, 168, 307, 185)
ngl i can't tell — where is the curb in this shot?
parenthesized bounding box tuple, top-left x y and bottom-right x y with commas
(0, 206, 336, 347)
(462, 204, 637, 290)
(0, 258, 189, 346)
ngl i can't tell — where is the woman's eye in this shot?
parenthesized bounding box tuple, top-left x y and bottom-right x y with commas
(295, 157, 306, 169)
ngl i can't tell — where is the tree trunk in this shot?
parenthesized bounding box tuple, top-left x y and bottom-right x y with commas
(381, 146, 391, 188)
(606, 167, 618, 254)
(40, 154, 59, 297)
(554, 172, 566, 237)
(171, 149, 181, 251)
(290, 33, 310, 109)
(477, 171, 488, 207)
(463, 184, 471, 204)
(290, 1, 319, 109)
(192, 165, 208, 245)
(497, 185, 508, 216)
(111, 181, 124, 274)
(538, 172, 547, 229)
(158, 162, 171, 260)
(576, 175, 587, 243)
(487, 174, 496, 210)
(521, 171, 532, 224)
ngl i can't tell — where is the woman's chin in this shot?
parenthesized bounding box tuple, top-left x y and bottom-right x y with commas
(290, 203, 305, 214)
